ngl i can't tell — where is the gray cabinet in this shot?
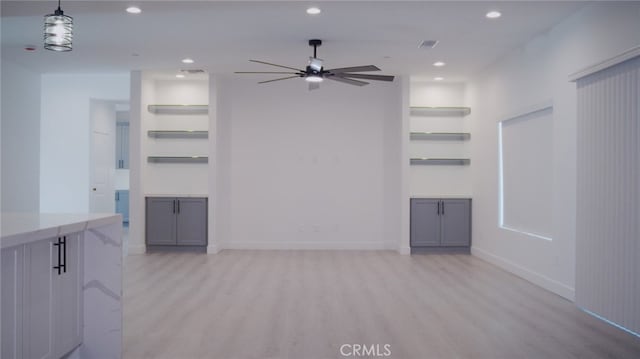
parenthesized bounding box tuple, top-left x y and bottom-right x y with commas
(146, 197, 207, 247)
(411, 198, 471, 250)
(115, 122, 129, 169)
(115, 190, 130, 223)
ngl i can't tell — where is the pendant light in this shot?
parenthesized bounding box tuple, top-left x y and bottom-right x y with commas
(44, 0, 73, 52)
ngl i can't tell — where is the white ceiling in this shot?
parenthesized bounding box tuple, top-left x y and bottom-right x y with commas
(2, 1, 590, 81)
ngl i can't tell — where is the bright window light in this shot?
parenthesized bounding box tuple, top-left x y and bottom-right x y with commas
(498, 105, 554, 241)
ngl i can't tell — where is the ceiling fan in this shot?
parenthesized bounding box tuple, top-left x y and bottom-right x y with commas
(235, 39, 395, 90)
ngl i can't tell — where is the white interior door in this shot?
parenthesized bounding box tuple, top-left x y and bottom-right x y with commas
(89, 100, 116, 213)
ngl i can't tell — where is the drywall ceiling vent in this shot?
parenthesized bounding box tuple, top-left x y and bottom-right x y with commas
(181, 69, 206, 74)
(419, 40, 439, 49)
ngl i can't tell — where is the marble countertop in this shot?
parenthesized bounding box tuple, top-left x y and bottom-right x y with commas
(1, 212, 121, 249)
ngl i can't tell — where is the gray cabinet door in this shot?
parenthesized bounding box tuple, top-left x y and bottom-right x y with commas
(121, 123, 129, 169)
(440, 199, 471, 247)
(115, 190, 130, 223)
(146, 197, 177, 245)
(410, 199, 441, 247)
(115, 123, 129, 169)
(176, 198, 208, 246)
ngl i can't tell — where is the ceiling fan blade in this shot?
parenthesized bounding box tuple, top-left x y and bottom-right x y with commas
(326, 65, 380, 73)
(235, 71, 301, 74)
(338, 73, 395, 82)
(308, 82, 320, 91)
(326, 75, 369, 87)
(249, 60, 304, 72)
(258, 75, 300, 84)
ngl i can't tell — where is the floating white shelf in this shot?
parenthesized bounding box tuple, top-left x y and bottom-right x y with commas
(410, 158, 470, 166)
(147, 130, 208, 139)
(147, 105, 208, 115)
(410, 107, 471, 117)
(147, 156, 208, 164)
(410, 132, 470, 141)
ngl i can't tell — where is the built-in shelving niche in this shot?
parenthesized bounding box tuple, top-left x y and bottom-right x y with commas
(147, 105, 208, 115)
(409, 107, 471, 117)
(410, 158, 470, 166)
(147, 156, 208, 164)
(410, 132, 470, 141)
(147, 130, 208, 139)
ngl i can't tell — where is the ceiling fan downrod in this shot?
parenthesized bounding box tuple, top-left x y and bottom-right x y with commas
(309, 39, 322, 58)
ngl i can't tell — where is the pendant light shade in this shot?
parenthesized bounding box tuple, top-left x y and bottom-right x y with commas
(44, 0, 73, 52)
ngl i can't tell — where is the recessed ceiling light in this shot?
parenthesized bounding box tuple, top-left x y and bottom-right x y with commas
(126, 6, 141, 14)
(434, 77, 444, 81)
(176, 74, 185, 78)
(433, 61, 446, 67)
(306, 7, 321, 15)
(486, 11, 501, 19)
(181, 58, 194, 64)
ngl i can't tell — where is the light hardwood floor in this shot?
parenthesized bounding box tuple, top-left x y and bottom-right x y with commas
(123, 251, 640, 359)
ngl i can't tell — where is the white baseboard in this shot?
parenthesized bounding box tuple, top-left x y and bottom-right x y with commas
(471, 246, 575, 301)
(222, 241, 397, 251)
(206, 244, 220, 254)
(127, 244, 146, 255)
(397, 246, 411, 255)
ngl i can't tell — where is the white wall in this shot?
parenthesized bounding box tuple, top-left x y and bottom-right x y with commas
(40, 74, 129, 213)
(467, 2, 640, 300)
(211, 77, 402, 250)
(409, 82, 471, 196)
(142, 79, 209, 196)
(1, 60, 41, 212)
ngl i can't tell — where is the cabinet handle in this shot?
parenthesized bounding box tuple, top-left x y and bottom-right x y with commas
(177, 200, 180, 214)
(53, 237, 62, 275)
(437, 201, 440, 215)
(173, 200, 176, 213)
(441, 201, 445, 215)
(62, 236, 67, 273)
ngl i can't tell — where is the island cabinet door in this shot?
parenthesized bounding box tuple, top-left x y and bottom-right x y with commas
(23, 238, 56, 359)
(1, 246, 24, 359)
(146, 197, 178, 245)
(53, 233, 83, 358)
(176, 198, 208, 246)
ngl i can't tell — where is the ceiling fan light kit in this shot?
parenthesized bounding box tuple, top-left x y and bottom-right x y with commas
(44, 0, 73, 52)
(235, 39, 395, 90)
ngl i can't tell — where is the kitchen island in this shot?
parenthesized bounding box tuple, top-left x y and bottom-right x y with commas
(1, 212, 122, 359)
